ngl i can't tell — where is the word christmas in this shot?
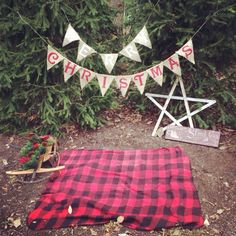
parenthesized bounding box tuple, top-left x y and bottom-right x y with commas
(47, 39, 195, 97)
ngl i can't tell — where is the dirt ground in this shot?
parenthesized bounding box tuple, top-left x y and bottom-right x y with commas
(0, 108, 236, 236)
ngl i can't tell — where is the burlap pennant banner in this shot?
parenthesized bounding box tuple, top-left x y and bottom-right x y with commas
(63, 59, 81, 82)
(132, 71, 148, 95)
(47, 37, 196, 95)
(115, 76, 132, 97)
(96, 74, 114, 96)
(79, 68, 96, 89)
(77, 41, 96, 62)
(62, 24, 81, 47)
(176, 39, 195, 64)
(119, 42, 141, 62)
(146, 62, 164, 86)
(47, 46, 64, 70)
(163, 54, 182, 76)
(133, 25, 152, 49)
(100, 53, 119, 74)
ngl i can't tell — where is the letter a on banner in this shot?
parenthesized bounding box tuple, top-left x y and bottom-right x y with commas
(79, 68, 96, 89)
(100, 54, 119, 74)
(119, 42, 141, 62)
(96, 74, 114, 96)
(63, 59, 81, 82)
(133, 25, 152, 49)
(47, 45, 64, 70)
(132, 71, 148, 94)
(146, 62, 163, 86)
(62, 24, 81, 47)
(115, 76, 132, 97)
(176, 39, 195, 64)
(77, 41, 96, 62)
(163, 54, 182, 76)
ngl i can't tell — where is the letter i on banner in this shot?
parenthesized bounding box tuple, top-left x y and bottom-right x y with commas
(96, 74, 114, 96)
(176, 39, 195, 64)
(146, 62, 164, 86)
(132, 71, 148, 94)
(115, 76, 132, 97)
(163, 54, 182, 76)
(79, 68, 96, 89)
(63, 59, 81, 82)
(47, 45, 64, 70)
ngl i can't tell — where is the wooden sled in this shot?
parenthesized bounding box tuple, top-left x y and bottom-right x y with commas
(6, 136, 65, 183)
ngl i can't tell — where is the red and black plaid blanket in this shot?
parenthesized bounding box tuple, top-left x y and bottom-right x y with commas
(27, 147, 204, 231)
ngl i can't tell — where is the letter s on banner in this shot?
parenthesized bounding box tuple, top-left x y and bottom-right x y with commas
(115, 76, 132, 97)
(176, 39, 195, 64)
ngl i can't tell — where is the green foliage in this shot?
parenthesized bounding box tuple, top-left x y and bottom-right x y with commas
(0, 0, 118, 135)
(124, 0, 236, 128)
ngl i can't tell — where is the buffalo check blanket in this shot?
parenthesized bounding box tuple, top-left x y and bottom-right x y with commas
(27, 147, 204, 231)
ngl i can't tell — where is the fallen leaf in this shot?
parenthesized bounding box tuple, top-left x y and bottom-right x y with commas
(2, 159, 8, 165)
(217, 209, 224, 215)
(204, 218, 210, 227)
(172, 229, 181, 236)
(117, 216, 125, 224)
(156, 128, 164, 137)
(13, 218, 21, 228)
(223, 182, 229, 187)
(68, 205, 73, 214)
(90, 229, 97, 236)
(210, 214, 219, 220)
(9, 137, 14, 143)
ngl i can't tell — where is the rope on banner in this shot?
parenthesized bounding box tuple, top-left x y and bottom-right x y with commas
(145, 0, 162, 24)
(16, 2, 236, 66)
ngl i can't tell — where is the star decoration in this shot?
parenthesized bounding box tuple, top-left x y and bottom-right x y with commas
(145, 76, 216, 137)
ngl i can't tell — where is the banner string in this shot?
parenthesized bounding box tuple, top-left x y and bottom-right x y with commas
(17, 12, 50, 46)
(145, 0, 162, 25)
(17, 2, 236, 52)
(61, 8, 70, 24)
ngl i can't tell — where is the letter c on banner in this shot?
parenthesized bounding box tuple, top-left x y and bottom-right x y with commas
(47, 52, 59, 65)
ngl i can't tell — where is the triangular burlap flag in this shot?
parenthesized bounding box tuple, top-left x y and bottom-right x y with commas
(79, 68, 96, 89)
(100, 54, 119, 74)
(176, 39, 195, 64)
(63, 59, 81, 82)
(77, 41, 96, 62)
(132, 71, 148, 94)
(47, 45, 64, 70)
(146, 62, 164, 86)
(115, 76, 132, 97)
(62, 24, 81, 47)
(163, 54, 182, 76)
(96, 74, 114, 96)
(133, 25, 152, 49)
(119, 42, 141, 62)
